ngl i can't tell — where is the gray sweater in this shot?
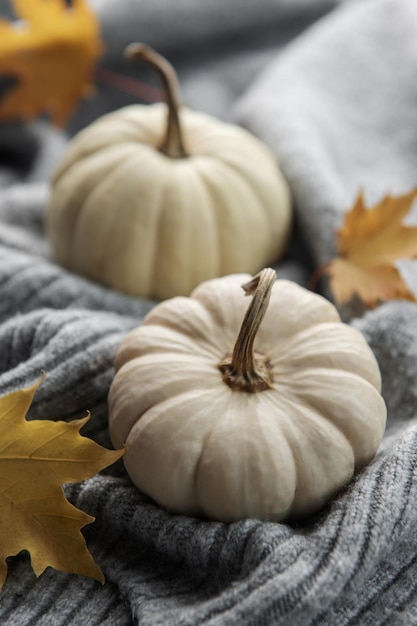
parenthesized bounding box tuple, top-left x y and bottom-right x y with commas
(1, 0, 417, 624)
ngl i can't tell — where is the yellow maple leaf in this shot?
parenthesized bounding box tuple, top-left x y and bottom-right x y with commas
(320, 189, 417, 308)
(0, 375, 123, 589)
(0, 0, 103, 126)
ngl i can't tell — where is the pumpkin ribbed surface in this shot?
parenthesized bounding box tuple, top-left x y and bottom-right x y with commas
(47, 104, 291, 299)
(108, 275, 386, 522)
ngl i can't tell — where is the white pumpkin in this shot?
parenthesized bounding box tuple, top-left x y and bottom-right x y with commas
(46, 44, 292, 300)
(108, 269, 386, 523)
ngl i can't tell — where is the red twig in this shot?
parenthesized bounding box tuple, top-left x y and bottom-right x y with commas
(308, 262, 331, 292)
(95, 66, 164, 103)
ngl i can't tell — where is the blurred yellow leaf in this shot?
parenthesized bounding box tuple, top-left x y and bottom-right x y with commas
(0, 0, 103, 126)
(321, 189, 417, 308)
(0, 375, 123, 589)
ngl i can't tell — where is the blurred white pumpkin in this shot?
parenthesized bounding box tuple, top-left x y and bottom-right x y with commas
(47, 44, 292, 299)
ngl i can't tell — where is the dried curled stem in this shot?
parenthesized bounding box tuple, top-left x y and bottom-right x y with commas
(125, 43, 188, 159)
(219, 268, 276, 393)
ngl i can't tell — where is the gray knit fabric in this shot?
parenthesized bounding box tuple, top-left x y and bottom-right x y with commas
(1, 0, 417, 624)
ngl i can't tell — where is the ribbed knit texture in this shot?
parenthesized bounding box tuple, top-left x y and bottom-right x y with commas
(1, 0, 417, 624)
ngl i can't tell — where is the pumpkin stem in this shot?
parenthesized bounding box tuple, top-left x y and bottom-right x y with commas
(125, 43, 188, 159)
(219, 268, 276, 393)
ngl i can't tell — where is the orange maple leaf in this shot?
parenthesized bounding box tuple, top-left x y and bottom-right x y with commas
(0, 0, 103, 126)
(318, 188, 417, 308)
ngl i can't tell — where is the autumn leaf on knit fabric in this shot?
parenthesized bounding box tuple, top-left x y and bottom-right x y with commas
(0, 375, 123, 590)
(0, 0, 103, 126)
(319, 188, 417, 308)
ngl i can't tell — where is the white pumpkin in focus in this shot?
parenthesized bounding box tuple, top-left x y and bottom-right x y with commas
(108, 269, 386, 523)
